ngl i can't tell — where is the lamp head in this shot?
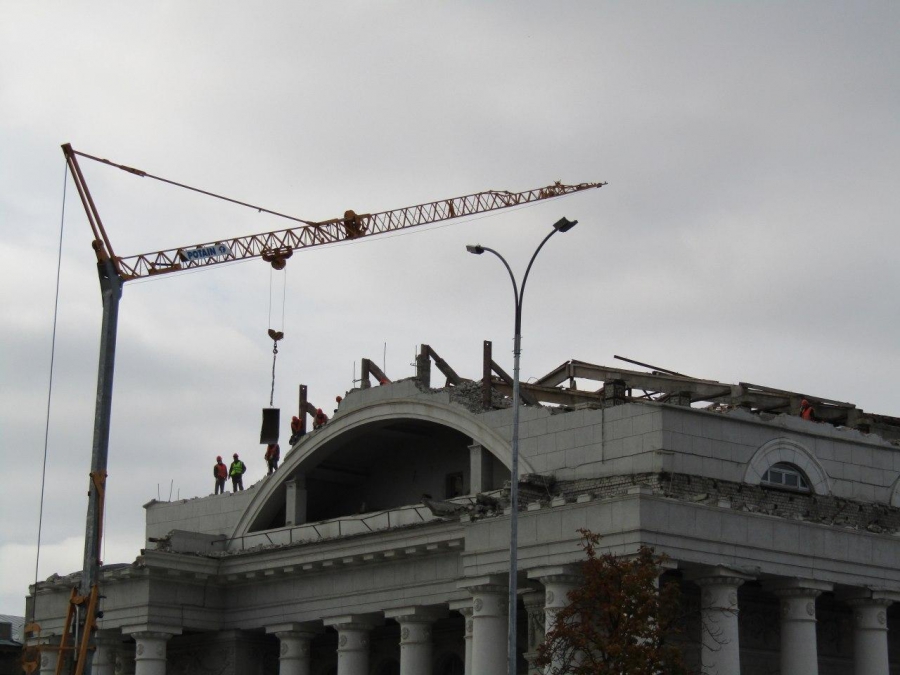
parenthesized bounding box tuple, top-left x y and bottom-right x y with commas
(553, 217, 578, 232)
(466, 244, 485, 255)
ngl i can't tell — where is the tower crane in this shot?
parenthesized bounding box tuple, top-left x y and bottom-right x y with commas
(27, 143, 605, 675)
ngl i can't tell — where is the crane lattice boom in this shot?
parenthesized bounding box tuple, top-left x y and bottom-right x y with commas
(62, 144, 605, 280)
(121, 181, 603, 279)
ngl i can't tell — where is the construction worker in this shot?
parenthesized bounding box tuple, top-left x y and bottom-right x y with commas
(800, 399, 816, 421)
(265, 443, 280, 475)
(313, 408, 328, 430)
(213, 456, 228, 495)
(230, 453, 246, 491)
(289, 415, 303, 445)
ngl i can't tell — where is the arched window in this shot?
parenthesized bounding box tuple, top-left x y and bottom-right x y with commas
(743, 438, 831, 495)
(761, 462, 810, 491)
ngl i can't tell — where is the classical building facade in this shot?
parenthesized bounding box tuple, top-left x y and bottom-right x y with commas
(27, 355, 900, 674)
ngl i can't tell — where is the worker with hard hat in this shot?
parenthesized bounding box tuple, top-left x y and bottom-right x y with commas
(229, 453, 247, 491)
(313, 408, 328, 430)
(800, 399, 816, 421)
(213, 455, 228, 495)
(289, 415, 303, 445)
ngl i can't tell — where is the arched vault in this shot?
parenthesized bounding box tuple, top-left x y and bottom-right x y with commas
(231, 397, 530, 538)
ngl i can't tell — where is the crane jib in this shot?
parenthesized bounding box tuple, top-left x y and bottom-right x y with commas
(63, 143, 606, 280)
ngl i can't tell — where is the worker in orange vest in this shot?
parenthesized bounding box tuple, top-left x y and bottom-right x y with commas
(800, 399, 816, 421)
(289, 415, 303, 445)
(265, 443, 280, 475)
(314, 408, 328, 430)
(213, 456, 228, 495)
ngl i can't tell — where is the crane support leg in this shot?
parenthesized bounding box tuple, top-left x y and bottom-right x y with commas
(73, 258, 122, 675)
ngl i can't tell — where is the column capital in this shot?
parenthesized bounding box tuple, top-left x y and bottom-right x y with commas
(121, 624, 182, 638)
(458, 573, 506, 594)
(265, 621, 321, 637)
(527, 565, 581, 583)
(847, 597, 892, 632)
(450, 601, 474, 642)
(765, 578, 833, 596)
(322, 613, 382, 630)
(384, 606, 447, 624)
(685, 565, 756, 585)
(520, 588, 545, 612)
(837, 587, 899, 604)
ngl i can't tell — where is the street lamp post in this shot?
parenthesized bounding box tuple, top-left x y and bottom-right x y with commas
(466, 216, 577, 675)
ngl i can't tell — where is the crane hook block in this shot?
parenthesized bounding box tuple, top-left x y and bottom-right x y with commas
(343, 210, 368, 239)
(262, 247, 293, 270)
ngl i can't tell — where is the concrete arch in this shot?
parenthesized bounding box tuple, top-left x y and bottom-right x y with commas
(743, 437, 831, 495)
(888, 476, 900, 508)
(231, 397, 526, 539)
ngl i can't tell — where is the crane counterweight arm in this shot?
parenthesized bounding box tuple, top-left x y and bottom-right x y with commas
(117, 180, 606, 279)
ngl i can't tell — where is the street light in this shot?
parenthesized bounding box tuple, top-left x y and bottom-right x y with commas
(466, 216, 578, 675)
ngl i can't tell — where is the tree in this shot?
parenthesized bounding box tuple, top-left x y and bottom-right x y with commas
(535, 529, 691, 675)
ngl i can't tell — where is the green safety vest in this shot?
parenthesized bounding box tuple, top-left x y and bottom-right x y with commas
(230, 460, 245, 476)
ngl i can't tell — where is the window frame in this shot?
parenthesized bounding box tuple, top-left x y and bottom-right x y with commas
(761, 462, 811, 492)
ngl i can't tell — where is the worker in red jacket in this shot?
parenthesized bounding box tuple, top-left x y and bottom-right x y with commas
(213, 456, 228, 494)
(265, 443, 280, 475)
(314, 408, 328, 430)
(289, 415, 303, 445)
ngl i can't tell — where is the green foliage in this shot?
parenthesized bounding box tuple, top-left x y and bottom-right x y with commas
(535, 529, 691, 675)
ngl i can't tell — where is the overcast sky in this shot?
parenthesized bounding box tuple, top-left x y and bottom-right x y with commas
(2, 2, 898, 616)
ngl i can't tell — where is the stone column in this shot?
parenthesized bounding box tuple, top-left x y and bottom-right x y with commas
(93, 630, 121, 675)
(385, 607, 446, 675)
(324, 615, 379, 675)
(771, 580, 832, 675)
(528, 566, 580, 674)
(469, 443, 493, 493)
(131, 632, 173, 675)
(37, 637, 60, 675)
(266, 623, 319, 675)
(521, 590, 546, 675)
(285, 474, 308, 526)
(459, 576, 508, 675)
(847, 596, 892, 675)
(688, 569, 752, 675)
(449, 601, 473, 675)
(122, 625, 180, 675)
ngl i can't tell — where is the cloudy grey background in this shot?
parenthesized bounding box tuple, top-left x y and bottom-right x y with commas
(2, 2, 898, 615)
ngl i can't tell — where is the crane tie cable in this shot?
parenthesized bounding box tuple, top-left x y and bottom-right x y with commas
(31, 161, 68, 630)
(72, 149, 316, 225)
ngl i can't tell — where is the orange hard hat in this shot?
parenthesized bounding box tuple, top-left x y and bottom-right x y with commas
(317, 408, 323, 414)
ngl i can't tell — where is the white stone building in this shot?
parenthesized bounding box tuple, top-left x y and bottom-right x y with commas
(27, 353, 900, 674)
